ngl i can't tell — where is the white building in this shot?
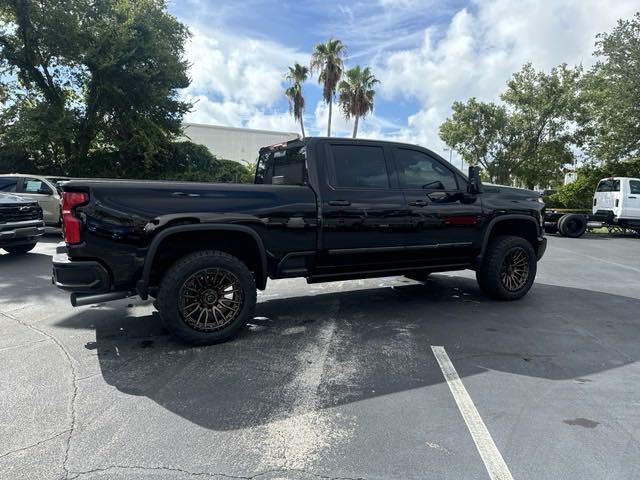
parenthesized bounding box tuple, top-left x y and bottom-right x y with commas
(181, 123, 300, 163)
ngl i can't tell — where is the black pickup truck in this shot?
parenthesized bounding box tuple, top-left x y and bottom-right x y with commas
(53, 138, 546, 344)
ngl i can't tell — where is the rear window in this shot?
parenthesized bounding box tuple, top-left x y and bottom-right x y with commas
(255, 146, 306, 185)
(329, 144, 389, 189)
(0, 177, 18, 192)
(596, 179, 620, 192)
(630, 180, 640, 195)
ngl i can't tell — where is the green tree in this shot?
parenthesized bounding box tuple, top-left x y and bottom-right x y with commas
(439, 98, 517, 183)
(155, 142, 253, 183)
(310, 38, 345, 137)
(0, 0, 190, 177)
(502, 63, 582, 189)
(284, 63, 309, 138)
(440, 64, 581, 188)
(579, 13, 640, 162)
(338, 65, 379, 138)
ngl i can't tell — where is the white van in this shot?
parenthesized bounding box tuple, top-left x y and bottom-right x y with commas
(593, 177, 640, 223)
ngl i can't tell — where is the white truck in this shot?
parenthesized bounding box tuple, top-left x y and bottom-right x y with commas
(544, 177, 640, 237)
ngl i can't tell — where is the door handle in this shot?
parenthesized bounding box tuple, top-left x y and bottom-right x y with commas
(329, 200, 351, 206)
(409, 200, 428, 207)
(629, 196, 637, 199)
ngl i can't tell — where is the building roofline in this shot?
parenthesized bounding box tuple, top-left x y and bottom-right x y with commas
(183, 122, 300, 137)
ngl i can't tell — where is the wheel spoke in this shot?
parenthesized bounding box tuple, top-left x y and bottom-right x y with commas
(179, 267, 243, 332)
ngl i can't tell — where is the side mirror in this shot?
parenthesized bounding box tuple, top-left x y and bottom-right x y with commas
(38, 187, 53, 195)
(468, 166, 483, 194)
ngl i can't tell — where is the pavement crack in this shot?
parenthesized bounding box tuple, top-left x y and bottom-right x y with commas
(0, 312, 79, 479)
(67, 465, 365, 480)
(0, 429, 70, 461)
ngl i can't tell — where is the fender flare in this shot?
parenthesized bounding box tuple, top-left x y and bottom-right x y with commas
(478, 214, 541, 258)
(138, 224, 268, 298)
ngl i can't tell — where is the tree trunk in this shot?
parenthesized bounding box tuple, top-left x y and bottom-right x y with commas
(352, 116, 359, 138)
(300, 117, 306, 139)
(327, 99, 332, 137)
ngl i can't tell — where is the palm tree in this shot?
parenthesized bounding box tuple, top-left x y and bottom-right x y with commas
(338, 65, 379, 138)
(284, 63, 309, 138)
(310, 38, 346, 136)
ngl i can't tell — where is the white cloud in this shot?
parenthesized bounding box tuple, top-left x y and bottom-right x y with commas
(375, 0, 639, 160)
(182, 26, 310, 130)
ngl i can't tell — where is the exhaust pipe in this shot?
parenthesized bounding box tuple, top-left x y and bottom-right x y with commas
(71, 291, 135, 307)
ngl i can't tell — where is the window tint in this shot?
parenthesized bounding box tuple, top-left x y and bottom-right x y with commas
(330, 145, 389, 188)
(255, 146, 306, 185)
(395, 149, 458, 190)
(596, 179, 620, 192)
(0, 177, 18, 192)
(630, 180, 640, 195)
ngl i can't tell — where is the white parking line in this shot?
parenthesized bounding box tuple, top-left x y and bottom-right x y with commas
(431, 346, 514, 480)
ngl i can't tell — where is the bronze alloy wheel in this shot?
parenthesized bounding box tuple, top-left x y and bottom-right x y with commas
(179, 268, 244, 331)
(500, 247, 530, 292)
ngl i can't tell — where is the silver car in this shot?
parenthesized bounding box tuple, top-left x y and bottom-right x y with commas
(0, 174, 63, 226)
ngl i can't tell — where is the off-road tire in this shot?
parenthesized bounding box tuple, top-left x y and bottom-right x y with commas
(475, 235, 537, 300)
(157, 250, 256, 345)
(3, 243, 37, 255)
(558, 214, 587, 238)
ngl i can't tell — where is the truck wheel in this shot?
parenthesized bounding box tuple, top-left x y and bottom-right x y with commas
(558, 214, 587, 238)
(476, 236, 537, 300)
(3, 243, 37, 255)
(157, 250, 256, 345)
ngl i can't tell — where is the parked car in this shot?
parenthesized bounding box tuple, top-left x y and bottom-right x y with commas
(53, 137, 546, 344)
(0, 192, 45, 254)
(0, 174, 62, 226)
(544, 177, 640, 237)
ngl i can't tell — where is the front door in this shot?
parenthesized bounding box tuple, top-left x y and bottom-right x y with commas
(17, 177, 60, 225)
(623, 179, 640, 219)
(391, 147, 483, 262)
(317, 141, 409, 271)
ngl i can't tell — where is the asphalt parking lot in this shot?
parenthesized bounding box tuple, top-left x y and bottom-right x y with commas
(1, 233, 639, 480)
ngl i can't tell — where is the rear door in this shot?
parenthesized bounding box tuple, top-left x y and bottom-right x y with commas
(317, 141, 409, 270)
(622, 179, 640, 219)
(392, 147, 482, 260)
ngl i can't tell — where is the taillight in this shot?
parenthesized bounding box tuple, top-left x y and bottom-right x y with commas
(62, 192, 88, 244)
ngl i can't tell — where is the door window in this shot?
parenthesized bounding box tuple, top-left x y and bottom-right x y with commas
(329, 144, 389, 189)
(394, 149, 458, 190)
(21, 178, 50, 194)
(629, 180, 640, 195)
(0, 177, 18, 192)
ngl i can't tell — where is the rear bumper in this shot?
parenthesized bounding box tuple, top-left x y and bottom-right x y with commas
(537, 236, 547, 260)
(0, 220, 45, 247)
(52, 243, 111, 293)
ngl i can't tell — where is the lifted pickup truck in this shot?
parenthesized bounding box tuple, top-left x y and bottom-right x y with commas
(0, 192, 45, 255)
(53, 138, 546, 344)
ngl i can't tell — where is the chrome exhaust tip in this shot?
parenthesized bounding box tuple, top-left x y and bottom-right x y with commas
(70, 291, 135, 307)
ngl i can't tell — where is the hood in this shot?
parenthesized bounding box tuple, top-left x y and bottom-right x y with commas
(483, 183, 538, 198)
(0, 192, 33, 205)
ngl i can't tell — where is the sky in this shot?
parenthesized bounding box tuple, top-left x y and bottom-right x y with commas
(168, 0, 639, 166)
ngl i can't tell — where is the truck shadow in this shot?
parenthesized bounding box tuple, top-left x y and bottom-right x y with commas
(55, 276, 640, 431)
